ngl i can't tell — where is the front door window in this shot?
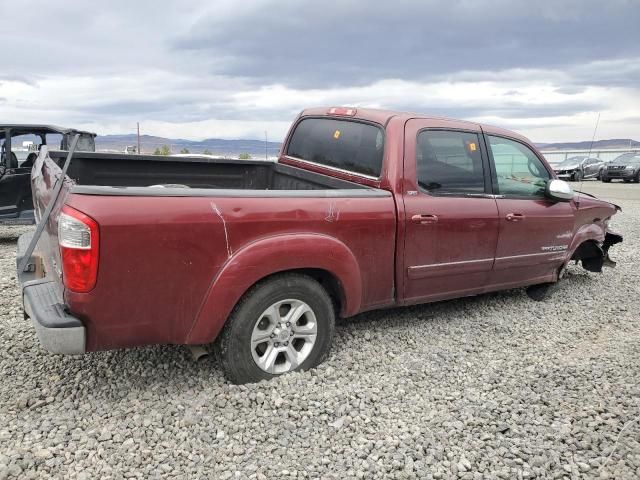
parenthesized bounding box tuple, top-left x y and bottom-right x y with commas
(487, 135, 550, 198)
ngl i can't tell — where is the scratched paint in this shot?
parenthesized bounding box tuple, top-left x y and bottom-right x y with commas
(325, 203, 340, 223)
(210, 202, 232, 258)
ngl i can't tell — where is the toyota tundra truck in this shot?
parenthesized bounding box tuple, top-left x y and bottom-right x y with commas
(17, 107, 622, 384)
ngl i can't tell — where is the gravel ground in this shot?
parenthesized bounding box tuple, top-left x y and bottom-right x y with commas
(1, 182, 639, 479)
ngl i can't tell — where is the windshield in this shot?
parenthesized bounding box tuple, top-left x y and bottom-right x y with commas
(556, 156, 585, 167)
(613, 153, 640, 164)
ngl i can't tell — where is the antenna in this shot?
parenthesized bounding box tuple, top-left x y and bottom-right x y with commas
(576, 112, 600, 208)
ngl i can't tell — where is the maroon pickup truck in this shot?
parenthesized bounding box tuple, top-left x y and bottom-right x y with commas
(18, 107, 622, 384)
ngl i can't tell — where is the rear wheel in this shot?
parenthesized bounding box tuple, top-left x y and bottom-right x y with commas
(215, 273, 335, 384)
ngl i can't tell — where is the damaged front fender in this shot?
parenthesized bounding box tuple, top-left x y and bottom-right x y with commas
(572, 230, 623, 273)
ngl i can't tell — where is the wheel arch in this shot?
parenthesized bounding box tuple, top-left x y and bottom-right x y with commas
(566, 222, 608, 273)
(185, 233, 362, 344)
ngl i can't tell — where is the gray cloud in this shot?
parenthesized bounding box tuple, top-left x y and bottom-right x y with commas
(0, 0, 638, 141)
(174, 0, 640, 88)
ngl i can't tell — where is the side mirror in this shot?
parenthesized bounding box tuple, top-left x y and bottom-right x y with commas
(546, 179, 574, 202)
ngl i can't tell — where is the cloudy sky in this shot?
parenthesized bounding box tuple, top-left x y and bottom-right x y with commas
(1, 0, 639, 142)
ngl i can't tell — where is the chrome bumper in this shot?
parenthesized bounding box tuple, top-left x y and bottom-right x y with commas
(17, 232, 85, 355)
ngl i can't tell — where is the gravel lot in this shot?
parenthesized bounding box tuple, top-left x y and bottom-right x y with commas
(1, 182, 639, 479)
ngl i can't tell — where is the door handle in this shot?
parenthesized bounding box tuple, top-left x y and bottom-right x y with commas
(411, 214, 439, 224)
(505, 213, 525, 222)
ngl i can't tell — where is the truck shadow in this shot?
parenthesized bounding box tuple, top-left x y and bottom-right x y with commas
(339, 270, 592, 331)
(17, 269, 594, 404)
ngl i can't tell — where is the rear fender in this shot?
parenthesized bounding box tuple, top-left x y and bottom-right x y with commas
(186, 233, 362, 344)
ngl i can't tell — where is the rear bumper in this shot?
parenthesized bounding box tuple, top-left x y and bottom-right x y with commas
(17, 232, 85, 354)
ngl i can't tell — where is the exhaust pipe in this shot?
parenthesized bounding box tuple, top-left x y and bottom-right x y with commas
(187, 345, 209, 362)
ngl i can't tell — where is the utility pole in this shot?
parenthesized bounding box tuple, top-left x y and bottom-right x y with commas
(137, 122, 141, 155)
(264, 131, 268, 160)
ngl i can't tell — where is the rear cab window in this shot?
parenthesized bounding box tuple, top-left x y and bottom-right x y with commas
(286, 118, 384, 177)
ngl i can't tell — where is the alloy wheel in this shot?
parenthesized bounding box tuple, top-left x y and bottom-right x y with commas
(250, 299, 318, 374)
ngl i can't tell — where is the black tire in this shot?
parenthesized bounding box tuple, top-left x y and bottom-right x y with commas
(623, 178, 631, 183)
(634, 172, 640, 183)
(572, 170, 582, 182)
(602, 177, 611, 183)
(215, 273, 335, 384)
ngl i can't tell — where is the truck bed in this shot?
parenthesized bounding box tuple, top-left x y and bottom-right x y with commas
(48, 151, 368, 192)
(25, 148, 397, 353)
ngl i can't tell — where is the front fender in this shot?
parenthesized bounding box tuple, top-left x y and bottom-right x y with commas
(566, 222, 606, 262)
(186, 233, 362, 344)
(566, 223, 623, 273)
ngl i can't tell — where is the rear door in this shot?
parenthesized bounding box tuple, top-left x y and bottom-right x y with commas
(484, 134, 575, 288)
(402, 120, 500, 304)
(0, 167, 32, 221)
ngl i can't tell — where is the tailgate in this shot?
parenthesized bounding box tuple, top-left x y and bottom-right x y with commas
(16, 146, 86, 354)
(25, 148, 73, 290)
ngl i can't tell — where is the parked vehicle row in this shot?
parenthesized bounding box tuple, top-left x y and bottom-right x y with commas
(551, 153, 640, 183)
(16, 107, 622, 384)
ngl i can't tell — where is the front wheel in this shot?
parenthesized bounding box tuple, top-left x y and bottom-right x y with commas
(602, 177, 611, 183)
(215, 273, 335, 384)
(572, 170, 583, 182)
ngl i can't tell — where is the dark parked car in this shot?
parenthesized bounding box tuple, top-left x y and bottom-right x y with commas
(0, 125, 96, 225)
(553, 156, 605, 181)
(601, 153, 640, 183)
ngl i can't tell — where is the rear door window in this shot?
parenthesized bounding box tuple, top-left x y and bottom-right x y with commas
(286, 118, 384, 177)
(416, 130, 486, 194)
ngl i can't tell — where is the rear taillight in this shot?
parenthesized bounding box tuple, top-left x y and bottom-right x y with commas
(58, 205, 99, 293)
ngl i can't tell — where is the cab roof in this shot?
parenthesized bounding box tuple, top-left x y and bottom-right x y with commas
(0, 124, 96, 140)
(299, 106, 531, 144)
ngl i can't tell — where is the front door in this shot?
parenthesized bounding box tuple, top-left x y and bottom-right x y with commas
(402, 120, 500, 304)
(484, 134, 575, 288)
(583, 158, 599, 178)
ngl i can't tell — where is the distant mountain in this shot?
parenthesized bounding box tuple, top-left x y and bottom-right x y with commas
(536, 139, 640, 151)
(96, 134, 282, 158)
(92, 134, 638, 156)
(10, 130, 640, 157)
